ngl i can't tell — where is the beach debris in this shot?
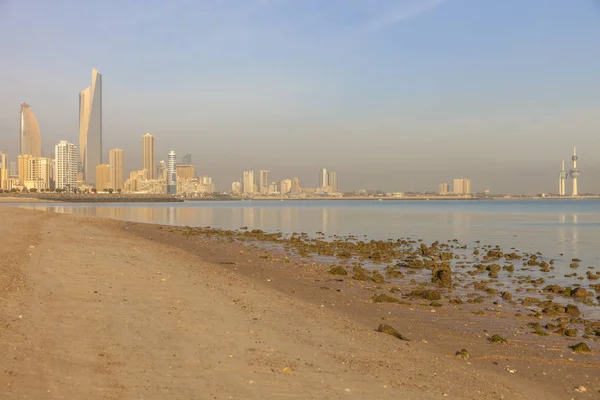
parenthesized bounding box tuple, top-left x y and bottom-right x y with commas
(574, 385, 587, 393)
(282, 367, 293, 374)
(377, 324, 410, 341)
(372, 294, 400, 304)
(328, 266, 347, 276)
(455, 349, 470, 360)
(488, 334, 508, 344)
(569, 342, 591, 353)
(528, 322, 549, 336)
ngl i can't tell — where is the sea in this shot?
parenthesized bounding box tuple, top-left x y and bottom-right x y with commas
(8, 199, 600, 318)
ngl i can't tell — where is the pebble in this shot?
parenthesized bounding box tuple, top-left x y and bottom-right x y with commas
(574, 386, 586, 393)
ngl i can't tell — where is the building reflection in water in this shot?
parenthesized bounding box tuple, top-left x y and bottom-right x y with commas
(242, 207, 255, 229)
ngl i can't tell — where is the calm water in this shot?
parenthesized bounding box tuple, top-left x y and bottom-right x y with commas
(11, 199, 600, 263)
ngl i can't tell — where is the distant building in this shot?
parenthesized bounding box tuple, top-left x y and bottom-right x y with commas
(0, 168, 7, 190)
(280, 179, 292, 195)
(452, 178, 472, 195)
(18, 154, 34, 182)
(124, 170, 147, 193)
(55, 141, 78, 191)
(109, 149, 125, 190)
(439, 183, 450, 195)
(19, 103, 42, 157)
(79, 68, 102, 184)
(157, 160, 166, 180)
(328, 170, 338, 193)
(96, 164, 110, 191)
(142, 133, 155, 179)
(167, 151, 176, 194)
(259, 170, 269, 194)
(9, 161, 17, 177)
(176, 164, 195, 180)
(0, 152, 7, 170)
(231, 181, 241, 195)
(242, 171, 254, 194)
(319, 168, 328, 188)
(291, 177, 301, 194)
(182, 154, 192, 165)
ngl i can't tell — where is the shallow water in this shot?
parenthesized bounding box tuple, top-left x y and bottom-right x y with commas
(9, 199, 600, 318)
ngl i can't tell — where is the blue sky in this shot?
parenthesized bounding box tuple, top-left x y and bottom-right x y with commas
(1, 0, 599, 193)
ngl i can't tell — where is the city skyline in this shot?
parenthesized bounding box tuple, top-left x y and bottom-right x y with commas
(1, 1, 599, 193)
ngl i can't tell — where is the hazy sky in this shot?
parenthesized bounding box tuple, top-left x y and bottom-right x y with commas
(1, 0, 599, 193)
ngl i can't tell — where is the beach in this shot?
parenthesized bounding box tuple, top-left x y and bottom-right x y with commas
(0, 206, 597, 399)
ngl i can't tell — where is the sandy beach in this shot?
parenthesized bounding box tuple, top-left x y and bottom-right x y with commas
(0, 207, 597, 399)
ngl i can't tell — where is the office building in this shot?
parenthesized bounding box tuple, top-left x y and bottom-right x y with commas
(142, 133, 155, 179)
(280, 179, 292, 195)
(319, 168, 328, 188)
(0, 168, 7, 190)
(19, 103, 42, 157)
(182, 154, 192, 165)
(9, 161, 17, 177)
(55, 141, 78, 191)
(167, 150, 176, 194)
(0, 152, 7, 170)
(157, 160, 166, 180)
(18, 154, 34, 182)
(439, 183, 450, 195)
(96, 164, 110, 191)
(259, 170, 269, 194)
(328, 170, 338, 193)
(231, 181, 241, 195)
(109, 148, 125, 191)
(79, 68, 102, 184)
(291, 177, 301, 194)
(176, 164, 195, 180)
(452, 178, 472, 195)
(242, 171, 254, 194)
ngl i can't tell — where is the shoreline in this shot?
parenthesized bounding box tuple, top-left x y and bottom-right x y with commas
(1, 207, 598, 398)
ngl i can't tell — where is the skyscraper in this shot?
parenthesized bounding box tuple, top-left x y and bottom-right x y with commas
(109, 149, 124, 191)
(0, 152, 7, 170)
(439, 183, 450, 195)
(79, 68, 102, 184)
(328, 170, 338, 193)
(452, 178, 472, 195)
(280, 179, 292, 195)
(291, 177, 301, 194)
(167, 151, 176, 194)
(142, 133, 155, 179)
(243, 171, 254, 194)
(55, 141, 78, 191)
(96, 164, 110, 191)
(9, 161, 17, 177)
(259, 170, 269, 194)
(182, 154, 192, 165)
(319, 168, 328, 188)
(19, 103, 42, 157)
(558, 161, 567, 196)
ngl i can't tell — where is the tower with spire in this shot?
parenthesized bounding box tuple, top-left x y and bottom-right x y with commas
(569, 145, 580, 196)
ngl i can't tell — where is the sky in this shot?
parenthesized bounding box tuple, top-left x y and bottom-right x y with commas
(1, 0, 599, 194)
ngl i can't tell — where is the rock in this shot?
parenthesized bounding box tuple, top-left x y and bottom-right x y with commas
(372, 294, 400, 304)
(352, 266, 371, 281)
(522, 297, 540, 307)
(409, 289, 441, 301)
(432, 262, 452, 287)
(455, 349, 470, 360)
(430, 301, 442, 307)
(503, 264, 515, 273)
(569, 342, 591, 353)
(377, 324, 409, 341)
(489, 334, 508, 344)
(570, 263, 579, 269)
(566, 304, 581, 317)
(372, 271, 385, 284)
(501, 292, 513, 301)
(571, 287, 588, 298)
(328, 266, 348, 276)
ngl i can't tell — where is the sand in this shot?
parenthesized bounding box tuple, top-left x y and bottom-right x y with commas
(0, 207, 594, 399)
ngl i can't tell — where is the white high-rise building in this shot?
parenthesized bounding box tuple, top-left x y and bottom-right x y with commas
(79, 68, 102, 185)
(167, 150, 176, 194)
(55, 141, 78, 191)
(243, 171, 254, 194)
(452, 178, 472, 195)
(319, 168, 328, 188)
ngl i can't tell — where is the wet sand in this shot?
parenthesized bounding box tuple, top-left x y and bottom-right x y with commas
(0, 207, 597, 399)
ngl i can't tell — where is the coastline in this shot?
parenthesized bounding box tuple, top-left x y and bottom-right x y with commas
(1, 207, 597, 399)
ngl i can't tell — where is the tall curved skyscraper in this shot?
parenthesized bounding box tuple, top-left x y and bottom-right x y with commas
(79, 68, 102, 184)
(19, 103, 42, 157)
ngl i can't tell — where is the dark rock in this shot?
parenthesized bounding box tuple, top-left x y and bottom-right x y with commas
(489, 334, 508, 344)
(566, 304, 581, 317)
(571, 287, 588, 298)
(501, 292, 512, 301)
(410, 289, 441, 301)
(372, 294, 400, 303)
(377, 324, 409, 341)
(522, 297, 540, 307)
(455, 349, 470, 359)
(432, 262, 452, 287)
(569, 342, 591, 353)
(328, 266, 348, 276)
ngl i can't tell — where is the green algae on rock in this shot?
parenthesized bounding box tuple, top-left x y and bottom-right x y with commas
(377, 324, 410, 341)
(488, 334, 508, 344)
(569, 342, 591, 353)
(372, 294, 401, 304)
(328, 266, 348, 276)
